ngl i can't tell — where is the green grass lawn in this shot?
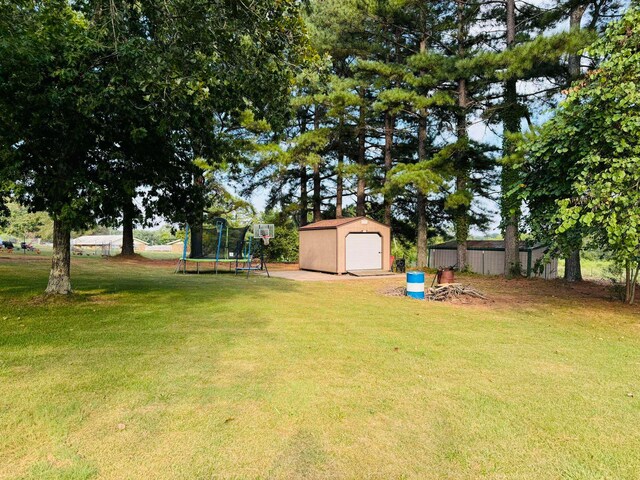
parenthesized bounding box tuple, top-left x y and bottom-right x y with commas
(1, 257, 640, 479)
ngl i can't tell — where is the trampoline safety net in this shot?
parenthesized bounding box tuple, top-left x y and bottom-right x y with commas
(199, 224, 250, 260)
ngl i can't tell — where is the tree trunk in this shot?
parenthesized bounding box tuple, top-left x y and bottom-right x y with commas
(504, 221, 519, 276)
(356, 92, 367, 217)
(416, 192, 428, 268)
(625, 262, 631, 302)
(564, 250, 582, 282)
(416, 106, 428, 269)
(189, 174, 204, 258)
(561, 5, 587, 282)
(312, 161, 322, 223)
(45, 219, 72, 295)
(456, 233, 468, 271)
(454, 90, 469, 270)
(568, 5, 587, 78)
(454, 0, 470, 271)
(629, 264, 639, 305)
(503, 0, 521, 278)
(312, 108, 322, 222)
(383, 111, 394, 226)
(336, 117, 344, 218)
(121, 201, 135, 256)
(300, 166, 308, 226)
(297, 111, 309, 227)
(336, 154, 343, 218)
(454, 175, 469, 271)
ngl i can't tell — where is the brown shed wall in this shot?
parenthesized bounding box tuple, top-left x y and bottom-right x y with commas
(299, 229, 338, 273)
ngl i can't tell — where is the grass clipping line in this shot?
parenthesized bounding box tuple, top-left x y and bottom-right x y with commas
(383, 283, 488, 302)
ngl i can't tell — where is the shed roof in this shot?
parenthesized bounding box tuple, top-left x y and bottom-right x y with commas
(429, 240, 546, 252)
(299, 216, 389, 231)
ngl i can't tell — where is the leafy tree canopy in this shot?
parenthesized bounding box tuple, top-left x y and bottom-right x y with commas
(518, 6, 640, 302)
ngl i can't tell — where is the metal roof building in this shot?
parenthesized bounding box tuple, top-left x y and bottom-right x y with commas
(71, 235, 148, 254)
(428, 240, 558, 278)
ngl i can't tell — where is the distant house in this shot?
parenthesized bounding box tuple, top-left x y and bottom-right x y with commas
(144, 239, 186, 254)
(428, 240, 558, 279)
(168, 239, 187, 255)
(144, 245, 172, 252)
(71, 235, 148, 255)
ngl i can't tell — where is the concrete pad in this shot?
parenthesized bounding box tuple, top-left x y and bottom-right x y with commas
(265, 269, 405, 282)
(347, 269, 397, 277)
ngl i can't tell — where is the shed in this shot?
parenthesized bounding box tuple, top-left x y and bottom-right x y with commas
(299, 216, 391, 274)
(428, 240, 558, 278)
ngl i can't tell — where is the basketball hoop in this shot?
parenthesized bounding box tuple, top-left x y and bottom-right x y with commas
(253, 224, 275, 247)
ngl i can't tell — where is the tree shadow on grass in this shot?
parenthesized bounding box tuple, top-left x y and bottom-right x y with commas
(2, 262, 300, 306)
(1, 263, 302, 351)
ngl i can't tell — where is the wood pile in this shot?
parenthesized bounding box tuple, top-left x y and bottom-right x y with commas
(381, 283, 488, 302)
(426, 283, 487, 302)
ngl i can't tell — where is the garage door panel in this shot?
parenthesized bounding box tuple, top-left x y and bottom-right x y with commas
(346, 234, 382, 270)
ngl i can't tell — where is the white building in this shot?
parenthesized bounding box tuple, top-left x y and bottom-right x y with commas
(71, 235, 148, 256)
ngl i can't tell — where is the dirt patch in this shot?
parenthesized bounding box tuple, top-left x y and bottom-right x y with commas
(437, 274, 640, 314)
(103, 255, 178, 268)
(106, 253, 148, 262)
(467, 275, 611, 303)
(11, 293, 83, 307)
(382, 286, 406, 297)
(7, 288, 122, 307)
(267, 262, 299, 271)
(106, 254, 176, 267)
(380, 274, 640, 312)
(443, 293, 493, 306)
(0, 254, 49, 263)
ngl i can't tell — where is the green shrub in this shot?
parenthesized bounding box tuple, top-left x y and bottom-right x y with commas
(266, 223, 299, 262)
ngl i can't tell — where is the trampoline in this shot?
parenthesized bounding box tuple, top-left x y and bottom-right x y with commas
(175, 219, 272, 277)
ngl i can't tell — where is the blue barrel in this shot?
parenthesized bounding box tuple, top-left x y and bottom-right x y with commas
(406, 271, 425, 300)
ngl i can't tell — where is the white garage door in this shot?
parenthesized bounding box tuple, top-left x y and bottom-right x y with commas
(346, 233, 382, 271)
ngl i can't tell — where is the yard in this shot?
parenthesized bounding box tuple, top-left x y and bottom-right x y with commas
(1, 255, 640, 479)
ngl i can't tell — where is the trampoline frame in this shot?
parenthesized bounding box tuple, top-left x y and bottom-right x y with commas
(175, 221, 269, 277)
